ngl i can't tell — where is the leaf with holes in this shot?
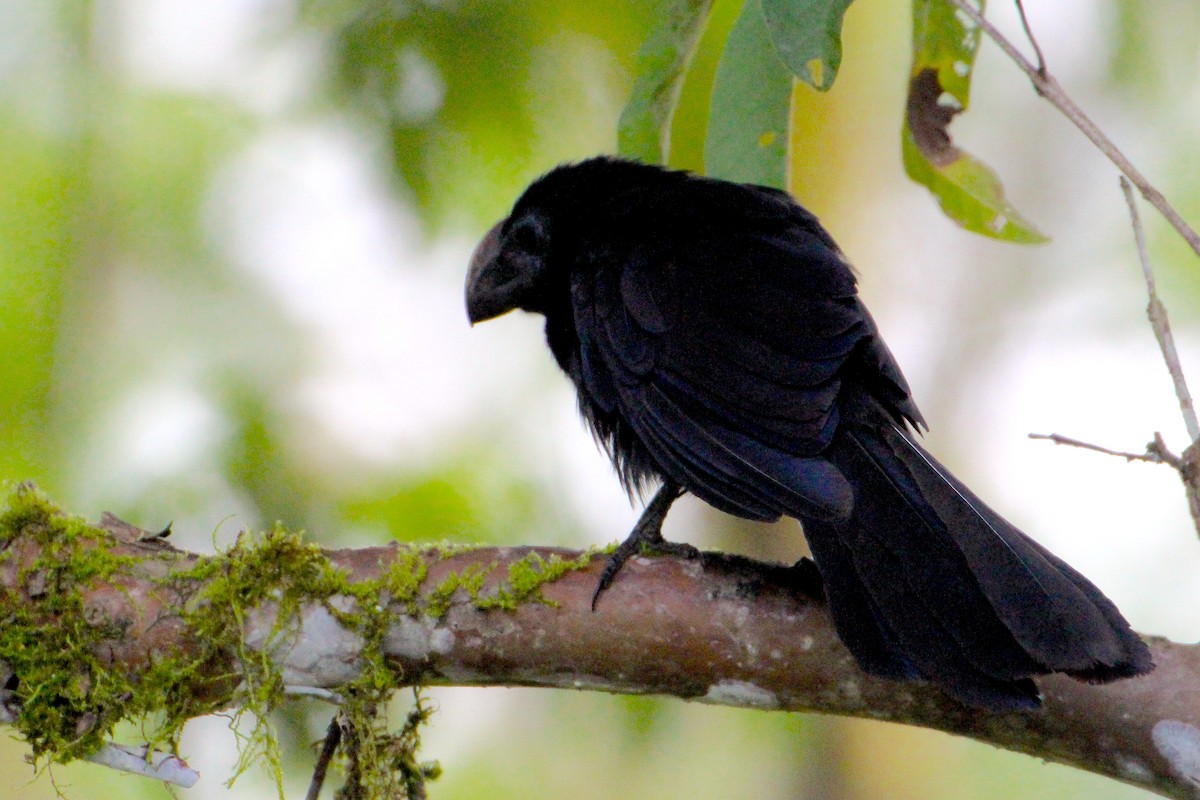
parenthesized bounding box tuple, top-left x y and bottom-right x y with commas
(903, 0, 1047, 243)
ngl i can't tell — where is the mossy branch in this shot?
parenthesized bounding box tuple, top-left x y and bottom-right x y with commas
(2, 486, 1199, 799)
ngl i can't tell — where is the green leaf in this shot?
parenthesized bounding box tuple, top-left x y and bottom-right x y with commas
(760, 0, 856, 91)
(705, 0, 792, 189)
(618, 0, 717, 164)
(903, 0, 1047, 243)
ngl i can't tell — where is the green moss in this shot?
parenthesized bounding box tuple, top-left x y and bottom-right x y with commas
(378, 545, 431, 616)
(474, 550, 595, 611)
(336, 687, 441, 799)
(0, 485, 154, 761)
(420, 549, 599, 617)
(0, 482, 61, 543)
(158, 534, 461, 797)
(425, 562, 493, 619)
(170, 524, 359, 789)
(0, 486, 597, 798)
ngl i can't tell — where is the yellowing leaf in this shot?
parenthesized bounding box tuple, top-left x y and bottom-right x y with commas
(761, 0, 857, 91)
(903, 0, 1047, 243)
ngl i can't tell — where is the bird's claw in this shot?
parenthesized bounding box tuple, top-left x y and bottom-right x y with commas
(590, 538, 699, 611)
(590, 482, 691, 611)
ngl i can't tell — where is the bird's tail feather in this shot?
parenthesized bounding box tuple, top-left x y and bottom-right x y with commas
(802, 416, 1152, 710)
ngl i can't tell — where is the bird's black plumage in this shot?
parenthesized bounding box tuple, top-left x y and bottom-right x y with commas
(464, 156, 1152, 710)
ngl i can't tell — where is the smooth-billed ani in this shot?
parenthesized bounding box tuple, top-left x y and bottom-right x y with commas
(464, 156, 1152, 710)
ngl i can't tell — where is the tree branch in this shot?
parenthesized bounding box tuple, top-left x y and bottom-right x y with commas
(1028, 431, 1178, 466)
(946, 0, 1200, 260)
(1, 500, 1199, 798)
(1121, 177, 1200, 443)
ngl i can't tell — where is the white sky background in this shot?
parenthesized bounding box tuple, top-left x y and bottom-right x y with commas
(96, 0, 1200, 795)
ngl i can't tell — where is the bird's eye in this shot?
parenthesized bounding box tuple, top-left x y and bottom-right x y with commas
(506, 216, 546, 252)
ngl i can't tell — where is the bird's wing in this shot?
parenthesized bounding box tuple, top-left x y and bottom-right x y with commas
(572, 200, 902, 522)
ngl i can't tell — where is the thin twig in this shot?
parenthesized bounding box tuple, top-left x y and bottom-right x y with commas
(1120, 177, 1200, 442)
(1012, 0, 1046, 76)
(1029, 432, 1176, 465)
(1150, 431, 1187, 469)
(285, 685, 344, 704)
(305, 713, 344, 800)
(2, 689, 201, 787)
(947, 0, 1200, 260)
(85, 743, 200, 788)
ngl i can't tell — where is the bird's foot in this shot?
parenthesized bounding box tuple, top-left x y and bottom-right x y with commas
(791, 556, 825, 600)
(591, 483, 693, 610)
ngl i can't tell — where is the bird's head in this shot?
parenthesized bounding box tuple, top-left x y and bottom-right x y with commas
(465, 211, 552, 324)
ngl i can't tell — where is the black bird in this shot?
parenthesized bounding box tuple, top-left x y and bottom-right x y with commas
(464, 156, 1152, 710)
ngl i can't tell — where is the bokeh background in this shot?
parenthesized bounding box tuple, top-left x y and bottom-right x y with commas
(2, 0, 1199, 797)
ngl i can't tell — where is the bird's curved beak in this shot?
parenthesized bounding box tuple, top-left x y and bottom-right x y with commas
(465, 220, 507, 324)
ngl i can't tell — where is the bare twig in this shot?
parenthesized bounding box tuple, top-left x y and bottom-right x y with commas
(305, 713, 344, 800)
(1121, 177, 1200, 442)
(1028, 431, 1177, 466)
(1032, 427, 1200, 536)
(1150, 431, 1187, 470)
(947, 0, 1200, 260)
(1012, 0, 1046, 76)
(1124, 175, 1200, 530)
(966, 0, 1200, 537)
(285, 685, 344, 704)
(85, 744, 200, 788)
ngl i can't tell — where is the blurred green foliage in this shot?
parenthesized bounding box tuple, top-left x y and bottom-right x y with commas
(305, 0, 656, 227)
(0, 1, 1194, 799)
(0, 116, 68, 485)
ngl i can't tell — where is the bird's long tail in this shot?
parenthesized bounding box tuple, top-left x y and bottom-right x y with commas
(802, 413, 1153, 710)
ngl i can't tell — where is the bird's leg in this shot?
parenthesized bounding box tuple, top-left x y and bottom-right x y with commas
(591, 482, 697, 610)
(791, 556, 826, 600)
